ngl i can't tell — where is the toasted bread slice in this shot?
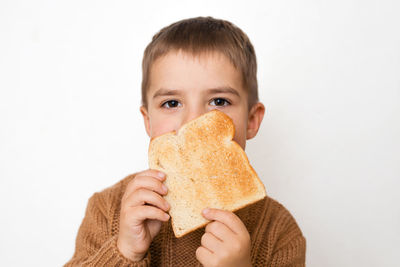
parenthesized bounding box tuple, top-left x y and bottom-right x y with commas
(148, 110, 266, 238)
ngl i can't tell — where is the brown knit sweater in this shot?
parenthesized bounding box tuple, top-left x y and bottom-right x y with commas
(64, 174, 306, 266)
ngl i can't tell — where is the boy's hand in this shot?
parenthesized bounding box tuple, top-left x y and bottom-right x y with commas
(117, 169, 170, 262)
(196, 208, 252, 267)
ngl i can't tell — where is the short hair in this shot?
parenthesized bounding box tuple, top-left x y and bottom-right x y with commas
(141, 16, 258, 110)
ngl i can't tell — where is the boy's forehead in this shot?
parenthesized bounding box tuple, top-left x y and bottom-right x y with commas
(152, 49, 240, 74)
(147, 50, 244, 94)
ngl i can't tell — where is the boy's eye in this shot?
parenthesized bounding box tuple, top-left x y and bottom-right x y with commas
(210, 98, 230, 106)
(161, 100, 181, 108)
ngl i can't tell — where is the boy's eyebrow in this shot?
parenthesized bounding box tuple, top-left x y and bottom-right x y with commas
(152, 87, 240, 99)
(152, 89, 182, 99)
(206, 87, 240, 97)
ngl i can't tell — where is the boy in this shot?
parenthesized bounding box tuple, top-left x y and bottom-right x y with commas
(65, 17, 306, 266)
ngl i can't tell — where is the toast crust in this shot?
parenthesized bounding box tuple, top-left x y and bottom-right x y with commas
(148, 110, 266, 237)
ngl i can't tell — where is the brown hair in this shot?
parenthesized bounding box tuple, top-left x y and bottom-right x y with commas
(141, 16, 258, 110)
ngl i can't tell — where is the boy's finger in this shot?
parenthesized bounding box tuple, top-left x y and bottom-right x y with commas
(139, 169, 166, 180)
(124, 175, 168, 198)
(125, 188, 170, 212)
(195, 246, 213, 266)
(201, 232, 222, 253)
(202, 208, 244, 235)
(127, 205, 170, 224)
(205, 221, 233, 241)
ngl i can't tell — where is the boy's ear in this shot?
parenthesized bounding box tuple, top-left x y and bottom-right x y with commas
(140, 106, 151, 137)
(246, 102, 265, 140)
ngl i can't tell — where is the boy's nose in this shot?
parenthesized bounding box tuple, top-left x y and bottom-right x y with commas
(181, 107, 206, 126)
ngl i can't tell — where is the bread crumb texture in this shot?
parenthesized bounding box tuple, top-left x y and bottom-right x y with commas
(149, 110, 266, 237)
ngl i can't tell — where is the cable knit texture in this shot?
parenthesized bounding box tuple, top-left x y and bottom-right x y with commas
(64, 174, 306, 266)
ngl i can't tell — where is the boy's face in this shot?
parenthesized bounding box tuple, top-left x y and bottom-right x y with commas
(140, 50, 265, 150)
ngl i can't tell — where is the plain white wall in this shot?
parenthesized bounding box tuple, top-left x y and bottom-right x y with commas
(0, 0, 399, 266)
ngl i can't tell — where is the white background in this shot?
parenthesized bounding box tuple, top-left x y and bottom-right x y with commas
(1, 0, 399, 266)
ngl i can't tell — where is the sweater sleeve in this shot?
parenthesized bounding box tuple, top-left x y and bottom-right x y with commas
(267, 205, 306, 267)
(63, 192, 151, 267)
(269, 233, 306, 267)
